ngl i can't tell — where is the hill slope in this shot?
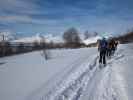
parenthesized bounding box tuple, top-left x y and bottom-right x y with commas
(0, 43, 133, 100)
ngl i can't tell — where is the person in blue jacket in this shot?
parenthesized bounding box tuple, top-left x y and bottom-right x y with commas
(98, 37, 108, 66)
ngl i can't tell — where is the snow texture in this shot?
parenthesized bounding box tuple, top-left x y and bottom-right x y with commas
(0, 43, 133, 100)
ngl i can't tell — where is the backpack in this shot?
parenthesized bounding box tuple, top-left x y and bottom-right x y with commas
(100, 39, 107, 48)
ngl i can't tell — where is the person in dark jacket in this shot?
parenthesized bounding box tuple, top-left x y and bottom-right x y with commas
(98, 37, 108, 66)
(111, 39, 116, 55)
(106, 39, 113, 57)
(106, 38, 117, 57)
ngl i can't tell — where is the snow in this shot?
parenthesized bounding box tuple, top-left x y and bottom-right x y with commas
(110, 43, 133, 100)
(12, 34, 63, 43)
(83, 36, 101, 45)
(12, 34, 42, 43)
(0, 48, 97, 100)
(0, 43, 133, 100)
(12, 33, 102, 45)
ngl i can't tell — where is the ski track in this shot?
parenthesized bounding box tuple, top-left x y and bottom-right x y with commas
(34, 50, 125, 100)
(42, 55, 98, 100)
(81, 51, 125, 100)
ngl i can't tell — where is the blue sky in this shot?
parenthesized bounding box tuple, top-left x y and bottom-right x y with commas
(0, 0, 133, 36)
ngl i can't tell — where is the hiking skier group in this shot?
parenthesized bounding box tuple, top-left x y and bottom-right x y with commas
(98, 37, 119, 66)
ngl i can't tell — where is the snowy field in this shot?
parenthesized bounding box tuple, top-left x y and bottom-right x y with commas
(0, 43, 133, 100)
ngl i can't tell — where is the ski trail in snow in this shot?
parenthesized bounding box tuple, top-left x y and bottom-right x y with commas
(86, 66, 118, 100)
(80, 50, 125, 100)
(42, 52, 125, 100)
(80, 60, 113, 100)
(31, 49, 126, 100)
(27, 51, 94, 100)
(109, 50, 128, 100)
(43, 56, 99, 100)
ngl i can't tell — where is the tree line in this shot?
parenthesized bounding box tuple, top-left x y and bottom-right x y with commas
(0, 27, 133, 57)
(0, 27, 85, 57)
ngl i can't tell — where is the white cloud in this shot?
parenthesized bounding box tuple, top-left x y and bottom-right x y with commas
(0, 0, 39, 15)
(0, 15, 32, 23)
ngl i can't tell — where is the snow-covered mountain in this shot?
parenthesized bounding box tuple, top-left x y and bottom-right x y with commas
(83, 35, 102, 45)
(12, 34, 43, 43)
(12, 34, 63, 43)
(11, 33, 110, 45)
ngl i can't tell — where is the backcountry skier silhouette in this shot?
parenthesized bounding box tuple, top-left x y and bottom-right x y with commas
(98, 37, 108, 66)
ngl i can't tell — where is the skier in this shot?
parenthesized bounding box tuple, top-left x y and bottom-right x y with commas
(107, 38, 116, 57)
(107, 38, 113, 58)
(98, 37, 108, 66)
(110, 39, 116, 56)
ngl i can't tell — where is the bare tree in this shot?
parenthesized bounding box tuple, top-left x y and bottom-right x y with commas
(33, 40, 40, 50)
(84, 30, 90, 39)
(40, 35, 51, 60)
(63, 27, 81, 47)
(0, 32, 9, 56)
(93, 32, 98, 36)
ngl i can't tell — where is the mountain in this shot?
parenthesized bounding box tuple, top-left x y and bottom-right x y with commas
(83, 35, 102, 45)
(12, 33, 63, 43)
